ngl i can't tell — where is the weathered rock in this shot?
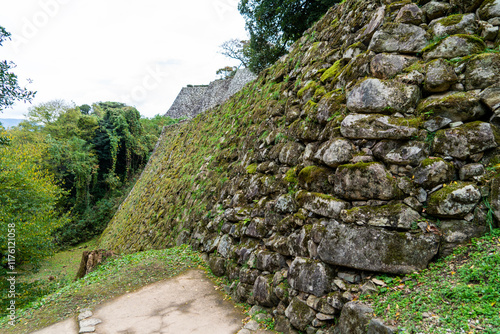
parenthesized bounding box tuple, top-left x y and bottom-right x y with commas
(369, 23, 428, 54)
(340, 114, 421, 140)
(315, 91, 346, 124)
(367, 318, 397, 334)
(491, 177, 500, 222)
(256, 250, 287, 272)
(423, 116, 452, 132)
(464, 53, 500, 90)
(359, 6, 386, 43)
(306, 295, 337, 315)
(424, 59, 458, 93)
(275, 194, 298, 214)
(396, 4, 423, 24)
(240, 268, 260, 284)
(427, 182, 482, 218)
(245, 217, 270, 239)
(317, 221, 440, 274)
(478, 0, 500, 20)
(413, 158, 455, 189)
(209, 256, 226, 277)
(480, 83, 500, 111)
(253, 275, 279, 307)
(429, 14, 477, 38)
(341, 203, 421, 230)
(314, 138, 358, 167)
(423, 34, 486, 60)
(360, 281, 378, 296)
(334, 162, 399, 201)
(217, 234, 233, 258)
(440, 219, 489, 256)
(422, 1, 452, 21)
(346, 78, 420, 114)
(373, 140, 428, 166)
(288, 257, 332, 297)
(285, 297, 316, 331)
(459, 163, 486, 180)
(288, 118, 323, 142)
(296, 191, 350, 219)
(279, 142, 305, 166)
(333, 302, 373, 334)
(298, 166, 335, 194)
(450, 0, 484, 12)
(370, 53, 417, 79)
(480, 21, 499, 40)
(288, 227, 312, 258)
(433, 121, 499, 159)
(417, 91, 486, 122)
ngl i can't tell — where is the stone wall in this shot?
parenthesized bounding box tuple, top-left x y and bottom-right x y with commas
(101, 0, 500, 333)
(165, 68, 256, 119)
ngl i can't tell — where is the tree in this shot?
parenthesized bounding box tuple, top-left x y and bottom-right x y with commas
(219, 39, 251, 68)
(26, 99, 73, 126)
(0, 140, 68, 267)
(237, 0, 340, 73)
(0, 26, 36, 111)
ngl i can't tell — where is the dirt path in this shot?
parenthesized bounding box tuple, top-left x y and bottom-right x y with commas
(31, 270, 273, 334)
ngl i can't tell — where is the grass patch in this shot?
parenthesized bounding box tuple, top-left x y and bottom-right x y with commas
(0, 245, 206, 333)
(363, 229, 500, 333)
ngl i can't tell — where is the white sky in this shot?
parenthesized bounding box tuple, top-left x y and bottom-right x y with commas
(0, 0, 248, 119)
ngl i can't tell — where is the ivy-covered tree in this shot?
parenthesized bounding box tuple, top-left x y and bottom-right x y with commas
(237, 0, 340, 73)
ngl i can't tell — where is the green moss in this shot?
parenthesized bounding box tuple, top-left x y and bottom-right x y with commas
(320, 59, 342, 83)
(246, 163, 258, 174)
(428, 181, 474, 207)
(284, 166, 299, 185)
(337, 162, 378, 170)
(435, 14, 464, 27)
(297, 81, 318, 99)
(298, 166, 330, 184)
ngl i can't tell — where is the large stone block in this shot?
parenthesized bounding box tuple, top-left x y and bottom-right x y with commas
(370, 53, 417, 79)
(253, 275, 279, 307)
(423, 35, 486, 61)
(429, 13, 476, 38)
(295, 191, 350, 219)
(288, 257, 332, 297)
(464, 53, 500, 90)
(369, 23, 428, 54)
(416, 91, 486, 123)
(285, 297, 316, 331)
(478, 0, 500, 20)
(314, 138, 358, 168)
(413, 158, 455, 189)
(317, 221, 440, 274)
(333, 302, 374, 334)
(334, 162, 399, 201)
(346, 78, 420, 114)
(432, 121, 499, 159)
(423, 59, 458, 93)
(340, 114, 421, 140)
(427, 182, 482, 218)
(373, 140, 429, 166)
(341, 203, 421, 230)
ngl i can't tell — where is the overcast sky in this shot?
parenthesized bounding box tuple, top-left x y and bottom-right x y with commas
(0, 0, 248, 119)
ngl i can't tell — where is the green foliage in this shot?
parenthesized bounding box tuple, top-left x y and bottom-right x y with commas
(364, 229, 500, 333)
(0, 140, 68, 268)
(0, 27, 36, 111)
(237, 0, 340, 73)
(6, 100, 174, 248)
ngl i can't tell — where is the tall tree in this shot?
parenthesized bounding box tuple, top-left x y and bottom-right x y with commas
(237, 0, 340, 73)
